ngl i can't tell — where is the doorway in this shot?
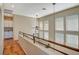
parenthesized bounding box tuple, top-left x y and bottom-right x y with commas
(4, 9, 13, 40)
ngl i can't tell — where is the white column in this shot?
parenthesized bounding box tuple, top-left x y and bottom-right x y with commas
(0, 3, 4, 54)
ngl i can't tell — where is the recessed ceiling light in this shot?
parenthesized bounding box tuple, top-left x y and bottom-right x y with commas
(52, 3, 56, 5)
(42, 8, 46, 10)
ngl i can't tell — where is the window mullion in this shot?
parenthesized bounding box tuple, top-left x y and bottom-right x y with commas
(64, 16, 66, 45)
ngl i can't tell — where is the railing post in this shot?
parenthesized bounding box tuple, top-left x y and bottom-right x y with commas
(23, 33, 24, 37)
(33, 33, 35, 43)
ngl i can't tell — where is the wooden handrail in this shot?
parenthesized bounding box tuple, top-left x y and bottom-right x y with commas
(19, 31, 68, 55)
(37, 41, 68, 55)
(19, 31, 79, 52)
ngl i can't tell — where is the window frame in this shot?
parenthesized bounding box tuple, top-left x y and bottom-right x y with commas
(55, 13, 79, 48)
(38, 20, 49, 40)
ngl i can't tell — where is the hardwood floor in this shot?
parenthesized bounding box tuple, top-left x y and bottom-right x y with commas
(3, 39, 26, 55)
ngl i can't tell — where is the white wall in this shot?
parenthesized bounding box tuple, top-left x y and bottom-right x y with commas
(13, 15, 35, 40)
(0, 9, 3, 54)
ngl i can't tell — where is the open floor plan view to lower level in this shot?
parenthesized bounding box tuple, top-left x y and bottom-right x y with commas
(0, 3, 79, 55)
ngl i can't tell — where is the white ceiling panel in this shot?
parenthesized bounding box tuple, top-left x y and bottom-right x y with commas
(4, 3, 79, 18)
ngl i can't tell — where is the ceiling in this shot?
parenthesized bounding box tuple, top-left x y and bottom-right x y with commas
(4, 3, 79, 18)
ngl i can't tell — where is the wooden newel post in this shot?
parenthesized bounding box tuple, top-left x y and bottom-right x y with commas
(33, 33, 35, 43)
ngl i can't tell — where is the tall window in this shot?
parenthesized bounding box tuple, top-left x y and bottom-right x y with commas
(44, 20, 48, 30)
(32, 19, 38, 36)
(55, 17, 64, 44)
(39, 30, 44, 38)
(55, 14, 79, 48)
(39, 20, 49, 40)
(39, 21, 43, 30)
(66, 14, 78, 31)
(66, 14, 79, 48)
(39, 21, 44, 38)
(44, 20, 49, 40)
(55, 17, 64, 31)
(55, 33, 64, 44)
(32, 19, 36, 34)
(66, 34, 78, 48)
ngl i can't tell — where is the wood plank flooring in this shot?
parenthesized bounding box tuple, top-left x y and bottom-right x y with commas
(3, 39, 26, 55)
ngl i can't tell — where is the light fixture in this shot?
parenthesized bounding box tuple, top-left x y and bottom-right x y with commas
(52, 3, 56, 41)
(52, 3, 56, 13)
(52, 3, 56, 5)
(52, 3, 56, 19)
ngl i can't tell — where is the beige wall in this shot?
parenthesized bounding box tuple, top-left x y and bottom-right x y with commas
(13, 15, 35, 40)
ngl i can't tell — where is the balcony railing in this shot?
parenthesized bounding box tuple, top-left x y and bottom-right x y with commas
(18, 31, 79, 55)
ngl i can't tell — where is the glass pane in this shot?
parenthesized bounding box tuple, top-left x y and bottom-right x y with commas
(66, 34, 78, 48)
(55, 17, 64, 31)
(44, 31, 48, 40)
(66, 14, 78, 31)
(39, 31, 43, 38)
(32, 19, 38, 27)
(32, 19, 38, 34)
(39, 21, 43, 30)
(32, 27, 35, 33)
(55, 33, 64, 44)
(44, 20, 48, 30)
